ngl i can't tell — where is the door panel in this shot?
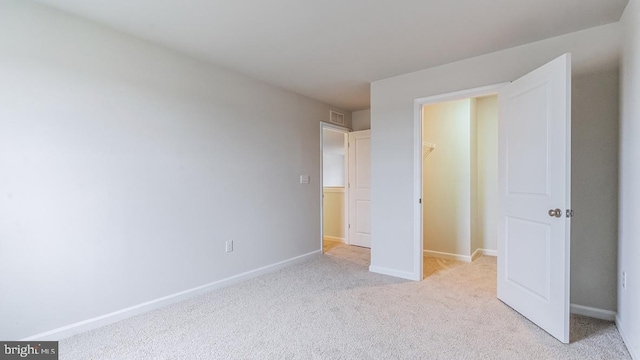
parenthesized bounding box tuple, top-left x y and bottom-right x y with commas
(506, 84, 550, 196)
(348, 130, 371, 248)
(498, 54, 571, 343)
(506, 217, 551, 301)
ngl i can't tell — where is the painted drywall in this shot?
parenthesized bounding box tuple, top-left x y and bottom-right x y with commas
(322, 154, 345, 186)
(322, 188, 345, 240)
(422, 96, 497, 258)
(352, 109, 371, 131)
(370, 22, 621, 282)
(422, 100, 472, 256)
(322, 129, 346, 187)
(476, 96, 499, 252)
(0, 0, 351, 340)
(571, 70, 619, 313)
(618, 0, 640, 357)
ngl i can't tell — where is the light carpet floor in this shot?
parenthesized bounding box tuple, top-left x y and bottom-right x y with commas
(60, 245, 631, 359)
(322, 237, 343, 253)
(423, 256, 466, 279)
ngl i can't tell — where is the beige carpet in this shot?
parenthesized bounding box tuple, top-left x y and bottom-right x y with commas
(60, 245, 630, 359)
(323, 237, 344, 253)
(423, 256, 466, 279)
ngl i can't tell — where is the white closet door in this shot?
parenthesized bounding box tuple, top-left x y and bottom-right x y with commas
(498, 54, 572, 343)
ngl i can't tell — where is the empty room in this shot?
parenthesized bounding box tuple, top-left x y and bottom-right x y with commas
(1, 0, 639, 359)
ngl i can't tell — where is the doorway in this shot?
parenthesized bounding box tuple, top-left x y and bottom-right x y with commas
(413, 83, 507, 279)
(411, 53, 572, 344)
(321, 124, 349, 253)
(421, 95, 498, 279)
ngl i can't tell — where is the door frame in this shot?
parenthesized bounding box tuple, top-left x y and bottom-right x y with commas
(320, 122, 350, 253)
(412, 83, 508, 280)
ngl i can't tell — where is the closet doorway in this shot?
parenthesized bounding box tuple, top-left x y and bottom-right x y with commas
(421, 95, 499, 278)
(414, 55, 573, 343)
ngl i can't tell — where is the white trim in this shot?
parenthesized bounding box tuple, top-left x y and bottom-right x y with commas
(616, 315, 639, 360)
(478, 248, 497, 257)
(343, 132, 349, 244)
(320, 121, 350, 132)
(322, 236, 344, 243)
(322, 187, 345, 193)
(471, 248, 482, 262)
(369, 265, 421, 281)
(21, 250, 321, 341)
(570, 304, 616, 321)
(424, 250, 472, 263)
(413, 83, 508, 283)
(413, 101, 424, 281)
(424, 248, 496, 263)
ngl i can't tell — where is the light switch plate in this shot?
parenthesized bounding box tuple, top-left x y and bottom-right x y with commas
(300, 175, 310, 184)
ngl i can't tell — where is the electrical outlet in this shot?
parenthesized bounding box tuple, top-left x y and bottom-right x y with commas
(622, 271, 627, 290)
(225, 240, 233, 253)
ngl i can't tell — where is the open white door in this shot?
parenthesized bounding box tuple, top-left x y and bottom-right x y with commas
(348, 130, 371, 248)
(498, 54, 571, 343)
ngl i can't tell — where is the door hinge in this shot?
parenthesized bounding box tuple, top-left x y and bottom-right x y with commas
(566, 209, 574, 218)
(348, 224, 351, 229)
(419, 198, 422, 204)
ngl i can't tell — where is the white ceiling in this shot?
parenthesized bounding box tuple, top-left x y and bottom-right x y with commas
(34, 0, 628, 111)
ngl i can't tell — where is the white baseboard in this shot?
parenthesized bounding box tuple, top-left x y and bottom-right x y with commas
(21, 250, 321, 341)
(478, 248, 497, 257)
(616, 315, 639, 360)
(323, 236, 344, 243)
(570, 304, 616, 321)
(424, 250, 472, 263)
(424, 249, 497, 263)
(369, 265, 420, 281)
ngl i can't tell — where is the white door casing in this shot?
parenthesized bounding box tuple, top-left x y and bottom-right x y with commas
(348, 130, 371, 248)
(497, 54, 571, 343)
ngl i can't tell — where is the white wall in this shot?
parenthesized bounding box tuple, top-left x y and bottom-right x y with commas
(370, 22, 621, 282)
(0, 0, 350, 340)
(422, 100, 472, 256)
(352, 109, 371, 131)
(476, 96, 499, 253)
(571, 70, 619, 313)
(322, 154, 345, 186)
(618, 0, 640, 357)
(322, 129, 346, 187)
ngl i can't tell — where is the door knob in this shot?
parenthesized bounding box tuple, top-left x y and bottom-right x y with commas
(548, 208, 562, 218)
